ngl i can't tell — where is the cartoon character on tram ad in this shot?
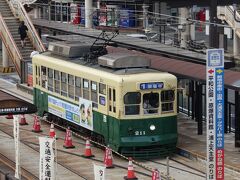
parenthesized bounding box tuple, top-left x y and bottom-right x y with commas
(86, 104, 92, 126)
(80, 104, 86, 124)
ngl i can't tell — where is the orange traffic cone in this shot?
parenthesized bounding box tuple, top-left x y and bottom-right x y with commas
(82, 138, 94, 158)
(104, 146, 114, 168)
(49, 123, 56, 138)
(124, 157, 138, 180)
(19, 114, 28, 125)
(6, 114, 13, 119)
(32, 115, 42, 133)
(63, 127, 75, 149)
(152, 169, 160, 180)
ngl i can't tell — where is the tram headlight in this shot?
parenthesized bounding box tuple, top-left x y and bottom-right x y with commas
(150, 125, 156, 131)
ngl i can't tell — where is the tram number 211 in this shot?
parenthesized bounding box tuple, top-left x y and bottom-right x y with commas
(135, 131, 146, 136)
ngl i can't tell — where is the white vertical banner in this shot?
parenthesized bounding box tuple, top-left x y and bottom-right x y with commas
(94, 164, 106, 180)
(206, 49, 224, 180)
(39, 137, 55, 180)
(13, 115, 20, 179)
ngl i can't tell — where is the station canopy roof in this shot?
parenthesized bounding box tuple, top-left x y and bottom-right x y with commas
(107, 46, 240, 91)
(0, 90, 37, 115)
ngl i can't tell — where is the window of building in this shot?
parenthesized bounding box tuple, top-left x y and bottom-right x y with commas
(143, 92, 159, 114)
(161, 90, 175, 112)
(68, 74, 75, 99)
(75, 77, 81, 101)
(124, 92, 141, 115)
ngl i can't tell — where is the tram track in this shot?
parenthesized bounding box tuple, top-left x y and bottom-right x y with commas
(0, 121, 153, 180)
(0, 122, 89, 180)
(147, 157, 205, 178)
(0, 151, 38, 180)
(0, 119, 207, 180)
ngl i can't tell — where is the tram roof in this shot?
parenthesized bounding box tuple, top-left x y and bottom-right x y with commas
(0, 90, 37, 115)
(37, 52, 174, 77)
(106, 46, 240, 91)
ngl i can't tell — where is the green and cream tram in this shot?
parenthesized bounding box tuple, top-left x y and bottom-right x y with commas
(33, 41, 177, 158)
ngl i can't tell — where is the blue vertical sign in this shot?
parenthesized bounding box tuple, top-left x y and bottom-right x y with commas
(206, 49, 224, 180)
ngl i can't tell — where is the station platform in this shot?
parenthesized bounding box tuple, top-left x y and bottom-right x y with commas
(177, 113, 240, 175)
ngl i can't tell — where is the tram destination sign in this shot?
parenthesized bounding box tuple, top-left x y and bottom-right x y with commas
(139, 82, 164, 90)
(206, 49, 224, 180)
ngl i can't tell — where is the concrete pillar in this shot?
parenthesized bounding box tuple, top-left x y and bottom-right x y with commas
(142, 4, 149, 30)
(85, 0, 93, 28)
(38, 7, 41, 18)
(154, 2, 160, 15)
(48, 3, 51, 21)
(154, 2, 160, 37)
(160, 2, 167, 15)
(97, 0, 100, 9)
(190, 24, 195, 40)
(179, 7, 190, 48)
(33, 7, 38, 19)
(233, 29, 240, 56)
(209, 0, 219, 48)
(2, 42, 9, 67)
(60, 2, 63, 22)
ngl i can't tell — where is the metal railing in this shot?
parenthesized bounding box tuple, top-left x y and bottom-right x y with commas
(8, 0, 46, 52)
(0, 13, 22, 75)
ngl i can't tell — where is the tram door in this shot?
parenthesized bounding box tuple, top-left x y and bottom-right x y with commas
(107, 86, 117, 144)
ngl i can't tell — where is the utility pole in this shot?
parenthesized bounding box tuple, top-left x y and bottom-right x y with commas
(209, 0, 219, 48)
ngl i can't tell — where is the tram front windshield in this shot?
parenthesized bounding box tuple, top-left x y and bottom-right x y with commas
(124, 90, 174, 115)
(124, 92, 159, 115)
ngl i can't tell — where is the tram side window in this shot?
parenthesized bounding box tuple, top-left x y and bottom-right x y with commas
(99, 83, 106, 106)
(161, 90, 175, 113)
(37, 66, 41, 85)
(143, 93, 159, 114)
(47, 68, 53, 92)
(124, 92, 141, 115)
(113, 89, 116, 113)
(54, 70, 60, 93)
(91, 81, 98, 108)
(75, 77, 81, 101)
(83, 79, 90, 100)
(68, 74, 75, 99)
(109, 88, 112, 111)
(61, 72, 67, 97)
(41, 66, 47, 88)
(99, 83, 106, 95)
(35, 66, 39, 85)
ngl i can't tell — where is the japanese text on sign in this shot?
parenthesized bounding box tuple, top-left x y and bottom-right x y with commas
(39, 137, 55, 180)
